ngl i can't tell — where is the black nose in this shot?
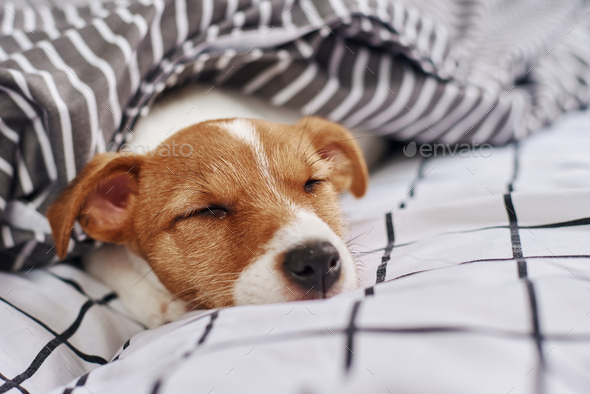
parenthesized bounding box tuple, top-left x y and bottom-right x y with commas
(283, 241, 341, 293)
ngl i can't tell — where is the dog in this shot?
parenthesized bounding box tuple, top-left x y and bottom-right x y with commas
(47, 116, 368, 328)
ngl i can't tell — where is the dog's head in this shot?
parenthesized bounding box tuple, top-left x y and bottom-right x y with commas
(47, 117, 368, 309)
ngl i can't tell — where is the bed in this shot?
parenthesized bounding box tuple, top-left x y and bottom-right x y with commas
(1, 110, 589, 393)
(1, 0, 590, 393)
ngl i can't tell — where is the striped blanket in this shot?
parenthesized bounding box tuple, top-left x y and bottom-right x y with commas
(0, 0, 589, 268)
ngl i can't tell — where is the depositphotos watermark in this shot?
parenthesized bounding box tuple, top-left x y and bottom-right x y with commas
(402, 140, 493, 158)
(104, 141, 193, 158)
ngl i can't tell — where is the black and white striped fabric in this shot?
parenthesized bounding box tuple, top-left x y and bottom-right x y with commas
(1, 0, 590, 270)
(1, 110, 589, 393)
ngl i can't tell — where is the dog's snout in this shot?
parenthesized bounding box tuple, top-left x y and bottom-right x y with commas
(283, 241, 341, 293)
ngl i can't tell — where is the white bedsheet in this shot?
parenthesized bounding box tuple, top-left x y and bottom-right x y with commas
(2, 110, 590, 394)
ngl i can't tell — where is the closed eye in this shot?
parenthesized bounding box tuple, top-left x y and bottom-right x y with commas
(304, 178, 324, 193)
(176, 205, 228, 221)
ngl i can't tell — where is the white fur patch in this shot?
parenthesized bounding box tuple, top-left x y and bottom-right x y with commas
(233, 210, 358, 305)
(223, 119, 276, 193)
(83, 244, 190, 328)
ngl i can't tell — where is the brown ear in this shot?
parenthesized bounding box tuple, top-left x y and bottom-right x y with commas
(297, 116, 369, 198)
(46, 153, 143, 259)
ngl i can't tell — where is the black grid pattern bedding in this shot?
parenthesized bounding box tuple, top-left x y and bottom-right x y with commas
(0, 264, 144, 394)
(1, 0, 590, 270)
(1, 110, 588, 393)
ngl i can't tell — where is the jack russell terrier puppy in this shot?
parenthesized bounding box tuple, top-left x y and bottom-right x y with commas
(47, 116, 368, 328)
